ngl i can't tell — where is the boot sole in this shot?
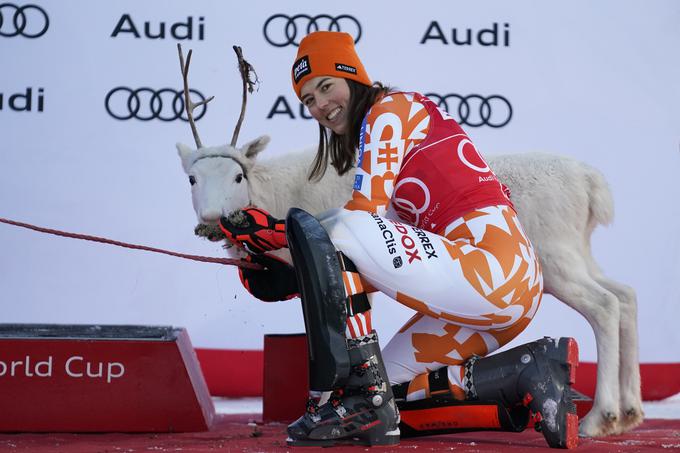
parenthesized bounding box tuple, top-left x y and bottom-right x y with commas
(540, 337, 579, 449)
(287, 431, 400, 447)
(564, 337, 579, 450)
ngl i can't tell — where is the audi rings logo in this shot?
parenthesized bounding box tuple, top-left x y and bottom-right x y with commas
(392, 177, 431, 226)
(105, 87, 208, 122)
(425, 93, 513, 128)
(0, 3, 49, 38)
(263, 14, 361, 47)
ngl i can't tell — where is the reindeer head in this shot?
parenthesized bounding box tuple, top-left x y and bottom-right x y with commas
(174, 44, 265, 237)
(177, 136, 269, 226)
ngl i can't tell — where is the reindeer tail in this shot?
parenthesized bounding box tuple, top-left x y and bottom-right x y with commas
(583, 162, 615, 228)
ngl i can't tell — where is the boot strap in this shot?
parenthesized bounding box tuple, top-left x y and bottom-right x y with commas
(347, 331, 378, 349)
(463, 355, 479, 399)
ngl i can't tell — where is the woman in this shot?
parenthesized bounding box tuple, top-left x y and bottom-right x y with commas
(221, 31, 578, 449)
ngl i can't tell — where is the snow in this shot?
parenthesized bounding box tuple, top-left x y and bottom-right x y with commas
(642, 392, 680, 420)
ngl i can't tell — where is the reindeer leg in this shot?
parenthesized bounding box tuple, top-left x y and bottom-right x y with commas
(542, 259, 621, 437)
(583, 245, 644, 434)
(592, 276, 643, 433)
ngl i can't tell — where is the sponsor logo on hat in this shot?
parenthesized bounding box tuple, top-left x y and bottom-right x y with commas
(335, 63, 357, 75)
(293, 56, 311, 83)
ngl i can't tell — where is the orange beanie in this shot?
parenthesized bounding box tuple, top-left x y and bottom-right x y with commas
(291, 31, 371, 99)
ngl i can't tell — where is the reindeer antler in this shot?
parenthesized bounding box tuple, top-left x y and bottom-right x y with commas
(177, 43, 214, 149)
(230, 45, 259, 147)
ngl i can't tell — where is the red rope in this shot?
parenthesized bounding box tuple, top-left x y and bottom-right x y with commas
(0, 217, 263, 270)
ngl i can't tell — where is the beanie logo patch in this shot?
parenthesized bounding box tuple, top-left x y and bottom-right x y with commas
(293, 56, 311, 83)
(335, 63, 357, 75)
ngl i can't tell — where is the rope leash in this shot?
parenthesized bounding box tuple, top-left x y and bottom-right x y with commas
(0, 217, 263, 270)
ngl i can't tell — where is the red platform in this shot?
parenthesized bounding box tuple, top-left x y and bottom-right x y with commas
(0, 415, 677, 452)
(262, 333, 309, 422)
(0, 324, 215, 432)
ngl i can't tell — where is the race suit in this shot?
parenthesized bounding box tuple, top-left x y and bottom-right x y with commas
(318, 92, 543, 400)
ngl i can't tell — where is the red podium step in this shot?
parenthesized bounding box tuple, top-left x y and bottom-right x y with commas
(262, 333, 309, 422)
(0, 324, 215, 432)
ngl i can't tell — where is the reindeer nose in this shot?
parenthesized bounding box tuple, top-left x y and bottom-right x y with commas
(200, 209, 222, 224)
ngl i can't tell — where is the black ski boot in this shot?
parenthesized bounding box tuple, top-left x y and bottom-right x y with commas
(287, 331, 400, 447)
(469, 337, 579, 449)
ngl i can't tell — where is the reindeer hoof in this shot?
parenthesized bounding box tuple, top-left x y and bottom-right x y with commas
(579, 408, 621, 437)
(604, 412, 618, 423)
(619, 406, 644, 432)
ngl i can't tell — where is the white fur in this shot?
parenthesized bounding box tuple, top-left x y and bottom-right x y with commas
(177, 139, 642, 437)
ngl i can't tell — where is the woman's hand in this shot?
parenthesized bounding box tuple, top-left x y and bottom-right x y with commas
(239, 253, 299, 302)
(219, 207, 287, 254)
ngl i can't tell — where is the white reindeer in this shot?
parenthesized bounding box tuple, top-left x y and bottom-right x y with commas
(176, 137, 641, 438)
(174, 45, 641, 438)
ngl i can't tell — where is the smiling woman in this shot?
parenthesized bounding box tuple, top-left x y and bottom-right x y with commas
(306, 76, 390, 180)
(292, 32, 392, 181)
(216, 30, 581, 448)
(300, 76, 351, 134)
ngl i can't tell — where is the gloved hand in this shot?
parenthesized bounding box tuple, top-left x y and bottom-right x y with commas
(219, 207, 287, 254)
(239, 253, 299, 302)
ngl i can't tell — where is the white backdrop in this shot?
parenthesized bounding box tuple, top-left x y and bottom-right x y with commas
(1, 0, 679, 364)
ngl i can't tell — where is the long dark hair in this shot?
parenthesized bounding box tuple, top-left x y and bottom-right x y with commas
(308, 80, 391, 181)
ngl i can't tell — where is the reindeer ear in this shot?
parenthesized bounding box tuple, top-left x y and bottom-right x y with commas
(176, 143, 196, 173)
(241, 135, 270, 160)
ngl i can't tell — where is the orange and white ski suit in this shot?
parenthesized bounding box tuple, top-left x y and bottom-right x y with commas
(318, 92, 543, 400)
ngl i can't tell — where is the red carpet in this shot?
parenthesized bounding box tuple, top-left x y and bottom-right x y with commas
(0, 416, 677, 452)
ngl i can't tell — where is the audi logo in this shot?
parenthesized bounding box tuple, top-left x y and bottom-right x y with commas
(263, 14, 362, 47)
(425, 93, 513, 128)
(104, 87, 208, 122)
(392, 177, 431, 226)
(0, 3, 49, 38)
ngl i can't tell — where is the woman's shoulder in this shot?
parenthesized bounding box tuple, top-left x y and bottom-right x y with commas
(367, 91, 429, 117)
(376, 91, 427, 105)
(363, 91, 432, 140)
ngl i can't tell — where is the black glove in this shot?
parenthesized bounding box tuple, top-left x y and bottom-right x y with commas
(239, 253, 299, 302)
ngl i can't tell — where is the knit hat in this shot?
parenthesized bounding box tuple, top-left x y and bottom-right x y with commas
(291, 31, 371, 99)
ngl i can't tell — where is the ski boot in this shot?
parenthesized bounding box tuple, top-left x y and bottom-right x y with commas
(287, 331, 400, 447)
(469, 337, 579, 448)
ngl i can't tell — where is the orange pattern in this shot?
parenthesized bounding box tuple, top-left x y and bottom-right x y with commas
(345, 93, 430, 215)
(379, 206, 543, 401)
(412, 323, 490, 365)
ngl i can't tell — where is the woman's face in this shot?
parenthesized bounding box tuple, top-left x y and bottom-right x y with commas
(300, 76, 351, 135)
